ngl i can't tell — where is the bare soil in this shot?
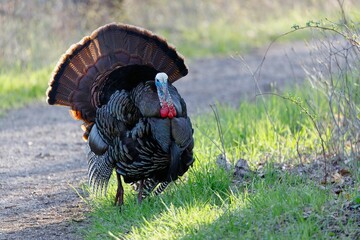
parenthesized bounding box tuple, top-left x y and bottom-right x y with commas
(0, 41, 315, 239)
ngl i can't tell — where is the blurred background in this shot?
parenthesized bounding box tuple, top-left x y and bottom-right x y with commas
(0, 0, 359, 114)
(1, 0, 359, 70)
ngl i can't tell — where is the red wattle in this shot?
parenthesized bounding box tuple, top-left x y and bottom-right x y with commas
(160, 103, 176, 119)
(168, 106, 176, 118)
(160, 107, 169, 118)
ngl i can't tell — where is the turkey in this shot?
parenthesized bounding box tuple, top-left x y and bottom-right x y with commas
(46, 23, 194, 206)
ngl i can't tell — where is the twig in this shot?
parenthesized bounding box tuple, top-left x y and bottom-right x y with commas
(194, 123, 223, 153)
(210, 104, 227, 159)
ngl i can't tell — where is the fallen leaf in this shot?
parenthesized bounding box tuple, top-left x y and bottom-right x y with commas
(333, 186, 343, 195)
(338, 168, 351, 176)
(331, 172, 344, 184)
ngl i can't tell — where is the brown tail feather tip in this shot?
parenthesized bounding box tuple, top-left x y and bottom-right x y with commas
(70, 109, 82, 120)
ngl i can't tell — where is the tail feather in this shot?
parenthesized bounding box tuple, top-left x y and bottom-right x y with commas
(132, 178, 170, 198)
(142, 179, 169, 197)
(153, 181, 170, 195)
(132, 178, 159, 199)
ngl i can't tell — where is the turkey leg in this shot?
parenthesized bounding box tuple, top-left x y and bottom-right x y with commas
(137, 180, 144, 204)
(115, 173, 124, 206)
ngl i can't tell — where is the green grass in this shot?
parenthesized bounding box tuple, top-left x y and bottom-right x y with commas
(0, 67, 51, 115)
(82, 84, 359, 239)
(88, 175, 329, 240)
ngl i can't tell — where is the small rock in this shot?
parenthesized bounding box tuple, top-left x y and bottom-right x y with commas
(216, 154, 232, 172)
(35, 152, 51, 159)
(234, 159, 253, 178)
(4, 205, 17, 209)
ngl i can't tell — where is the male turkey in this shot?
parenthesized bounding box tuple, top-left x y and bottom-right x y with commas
(47, 23, 194, 206)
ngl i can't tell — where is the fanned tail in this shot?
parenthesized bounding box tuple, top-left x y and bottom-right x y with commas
(47, 23, 188, 123)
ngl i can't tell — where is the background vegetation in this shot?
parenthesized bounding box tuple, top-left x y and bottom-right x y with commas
(1, 0, 359, 239)
(1, 0, 359, 69)
(1, 0, 359, 114)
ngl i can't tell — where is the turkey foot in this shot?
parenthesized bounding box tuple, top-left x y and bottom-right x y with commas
(115, 173, 124, 206)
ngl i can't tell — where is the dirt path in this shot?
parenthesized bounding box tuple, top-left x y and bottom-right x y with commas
(0, 41, 314, 239)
